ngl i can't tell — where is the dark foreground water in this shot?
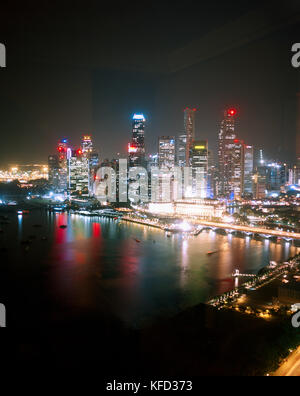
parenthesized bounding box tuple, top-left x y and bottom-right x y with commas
(0, 210, 299, 327)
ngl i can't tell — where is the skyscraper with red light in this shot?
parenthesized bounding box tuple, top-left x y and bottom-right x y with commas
(218, 109, 244, 199)
(81, 135, 99, 193)
(184, 108, 196, 166)
(67, 148, 89, 197)
(128, 114, 146, 167)
(57, 138, 69, 192)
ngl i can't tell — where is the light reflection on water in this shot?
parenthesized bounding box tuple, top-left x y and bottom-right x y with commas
(10, 211, 300, 326)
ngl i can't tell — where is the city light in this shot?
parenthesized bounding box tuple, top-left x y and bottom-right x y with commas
(132, 114, 145, 121)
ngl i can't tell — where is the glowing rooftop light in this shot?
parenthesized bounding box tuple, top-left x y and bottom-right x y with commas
(133, 114, 145, 121)
(227, 108, 237, 117)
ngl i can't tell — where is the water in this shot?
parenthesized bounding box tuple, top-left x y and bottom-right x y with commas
(0, 210, 299, 327)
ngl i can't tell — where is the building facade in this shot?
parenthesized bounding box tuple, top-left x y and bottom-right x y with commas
(128, 114, 146, 167)
(158, 136, 176, 170)
(184, 108, 196, 166)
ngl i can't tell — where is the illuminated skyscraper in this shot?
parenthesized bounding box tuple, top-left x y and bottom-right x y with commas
(81, 135, 93, 154)
(67, 148, 89, 197)
(81, 135, 99, 194)
(128, 114, 146, 167)
(218, 109, 242, 198)
(57, 138, 69, 192)
(158, 136, 176, 169)
(190, 140, 208, 198)
(244, 145, 254, 195)
(177, 134, 187, 167)
(184, 108, 196, 165)
(48, 155, 59, 190)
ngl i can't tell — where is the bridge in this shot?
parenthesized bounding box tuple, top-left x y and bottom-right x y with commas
(232, 269, 256, 278)
(196, 220, 300, 240)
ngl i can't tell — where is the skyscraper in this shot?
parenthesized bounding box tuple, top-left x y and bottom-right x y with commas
(232, 139, 245, 199)
(218, 109, 243, 199)
(244, 145, 254, 195)
(177, 134, 187, 167)
(67, 148, 89, 197)
(128, 114, 146, 167)
(81, 135, 99, 194)
(190, 140, 208, 198)
(57, 138, 69, 192)
(158, 136, 176, 169)
(184, 108, 196, 166)
(48, 154, 59, 190)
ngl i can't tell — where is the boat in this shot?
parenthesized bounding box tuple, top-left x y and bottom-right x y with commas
(134, 238, 141, 243)
(207, 251, 218, 256)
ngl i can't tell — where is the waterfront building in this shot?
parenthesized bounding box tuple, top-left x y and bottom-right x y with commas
(147, 199, 225, 219)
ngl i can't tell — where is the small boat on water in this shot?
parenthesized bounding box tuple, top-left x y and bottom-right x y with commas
(134, 238, 141, 243)
(207, 250, 218, 256)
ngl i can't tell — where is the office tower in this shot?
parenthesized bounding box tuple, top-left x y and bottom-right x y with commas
(184, 108, 196, 165)
(190, 140, 208, 198)
(81, 135, 93, 154)
(232, 139, 245, 199)
(253, 166, 267, 199)
(128, 114, 146, 167)
(244, 145, 254, 196)
(81, 135, 99, 195)
(67, 148, 89, 197)
(253, 161, 287, 198)
(57, 138, 69, 192)
(266, 162, 288, 193)
(48, 155, 60, 190)
(207, 149, 217, 198)
(158, 136, 176, 169)
(218, 109, 245, 199)
(177, 134, 187, 167)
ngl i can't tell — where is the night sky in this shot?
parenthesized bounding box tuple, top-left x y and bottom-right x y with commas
(0, 0, 299, 167)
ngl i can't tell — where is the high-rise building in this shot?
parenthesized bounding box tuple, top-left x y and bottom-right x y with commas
(67, 148, 89, 196)
(177, 134, 187, 167)
(57, 138, 69, 192)
(244, 145, 254, 196)
(253, 166, 267, 199)
(128, 114, 146, 167)
(190, 140, 208, 198)
(218, 109, 246, 199)
(184, 108, 196, 166)
(158, 136, 176, 169)
(48, 155, 59, 190)
(253, 161, 288, 198)
(80, 135, 99, 194)
(232, 139, 245, 199)
(266, 162, 288, 193)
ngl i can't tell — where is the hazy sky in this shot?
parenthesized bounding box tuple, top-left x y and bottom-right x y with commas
(0, 0, 299, 167)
